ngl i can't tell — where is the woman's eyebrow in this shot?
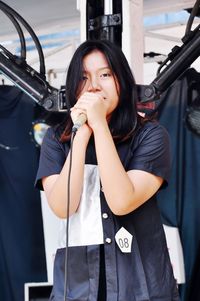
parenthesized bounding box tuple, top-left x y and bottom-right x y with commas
(83, 66, 111, 73)
(98, 66, 111, 71)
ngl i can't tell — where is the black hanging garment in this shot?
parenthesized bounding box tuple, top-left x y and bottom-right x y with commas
(187, 242, 200, 301)
(0, 85, 47, 301)
(156, 68, 200, 301)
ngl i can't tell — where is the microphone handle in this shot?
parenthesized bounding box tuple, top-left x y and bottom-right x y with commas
(72, 113, 87, 132)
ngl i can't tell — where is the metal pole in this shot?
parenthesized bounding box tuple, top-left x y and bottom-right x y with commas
(104, 0, 113, 14)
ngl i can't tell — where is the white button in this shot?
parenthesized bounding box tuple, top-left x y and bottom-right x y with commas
(100, 186, 104, 192)
(102, 213, 108, 219)
(105, 238, 112, 244)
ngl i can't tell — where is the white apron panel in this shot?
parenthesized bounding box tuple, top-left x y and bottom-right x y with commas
(58, 164, 104, 247)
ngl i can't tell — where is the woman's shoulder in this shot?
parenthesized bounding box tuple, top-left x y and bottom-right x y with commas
(42, 125, 69, 152)
(141, 119, 168, 132)
(42, 126, 59, 144)
(137, 120, 170, 142)
(45, 124, 63, 137)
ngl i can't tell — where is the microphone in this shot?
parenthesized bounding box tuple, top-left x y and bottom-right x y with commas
(72, 113, 87, 132)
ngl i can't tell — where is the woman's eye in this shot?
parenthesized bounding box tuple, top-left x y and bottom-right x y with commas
(100, 72, 111, 78)
(82, 75, 88, 80)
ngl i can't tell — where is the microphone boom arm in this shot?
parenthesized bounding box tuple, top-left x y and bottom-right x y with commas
(138, 24, 200, 103)
(0, 46, 66, 111)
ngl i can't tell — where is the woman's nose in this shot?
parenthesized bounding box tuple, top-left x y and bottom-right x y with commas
(87, 77, 101, 92)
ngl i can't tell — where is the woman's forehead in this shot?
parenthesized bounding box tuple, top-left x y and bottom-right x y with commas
(82, 50, 109, 71)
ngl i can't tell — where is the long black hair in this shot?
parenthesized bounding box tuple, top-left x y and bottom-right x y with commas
(60, 39, 139, 142)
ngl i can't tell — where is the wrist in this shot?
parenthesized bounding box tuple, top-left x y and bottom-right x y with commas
(92, 121, 110, 136)
(74, 125, 92, 145)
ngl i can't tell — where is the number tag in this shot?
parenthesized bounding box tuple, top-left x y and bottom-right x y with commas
(115, 227, 133, 253)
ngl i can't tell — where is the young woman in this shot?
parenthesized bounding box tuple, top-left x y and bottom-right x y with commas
(36, 40, 180, 301)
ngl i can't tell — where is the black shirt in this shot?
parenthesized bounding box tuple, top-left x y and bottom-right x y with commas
(35, 120, 180, 301)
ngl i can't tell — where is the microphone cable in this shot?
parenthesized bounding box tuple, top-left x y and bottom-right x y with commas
(63, 129, 76, 301)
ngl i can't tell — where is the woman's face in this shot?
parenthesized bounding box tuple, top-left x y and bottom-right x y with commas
(78, 50, 120, 117)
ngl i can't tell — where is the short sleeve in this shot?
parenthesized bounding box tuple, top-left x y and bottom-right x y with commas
(35, 127, 69, 190)
(127, 122, 171, 184)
